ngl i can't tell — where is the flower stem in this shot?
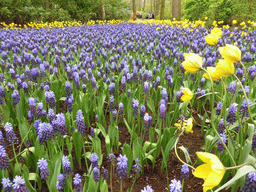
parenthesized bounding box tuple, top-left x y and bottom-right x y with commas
(239, 61, 247, 82)
(174, 135, 195, 170)
(130, 175, 137, 192)
(225, 162, 250, 170)
(233, 74, 256, 125)
(202, 68, 237, 166)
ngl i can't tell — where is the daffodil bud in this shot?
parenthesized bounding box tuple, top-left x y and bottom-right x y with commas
(181, 88, 194, 103)
(193, 152, 225, 192)
(203, 67, 222, 81)
(219, 44, 241, 63)
(216, 59, 235, 77)
(182, 53, 203, 74)
(205, 34, 219, 45)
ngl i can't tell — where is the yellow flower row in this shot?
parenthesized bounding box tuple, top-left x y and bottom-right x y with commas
(1, 18, 256, 30)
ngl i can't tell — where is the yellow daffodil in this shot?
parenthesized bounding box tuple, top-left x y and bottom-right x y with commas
(232, 20, 237, 25)
(182, 53, 203, 74)
(216, 59, 235, 77)
(205, 17, 208, 20)
(203, 67, 222, 81)
(193, 152, 225, 192)
(219, 44, 241, 63)
(211, 28, 222, 39)
(240, 21, 246, 26)
(174, 117, 193, 133)
(181, 88, 194, 103)
(205, 33, 219, 45)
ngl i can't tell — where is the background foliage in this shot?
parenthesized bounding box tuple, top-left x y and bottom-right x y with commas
(182, 0, 256, 24)
(0, 0, 256, 25)
(0, 0, 130, 24)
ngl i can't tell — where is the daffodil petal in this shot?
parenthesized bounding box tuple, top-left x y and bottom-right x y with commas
(203, 169, 225, 192)
(193, 164, 212, 179)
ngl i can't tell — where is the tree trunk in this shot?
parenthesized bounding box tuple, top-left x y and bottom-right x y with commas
(172, 0, 181, 20)
(138, 0, 141, 12)
(102, 3, 106, 20)
(170, 0, 173, 18)
(143, 0, 146, 12)
(150, 0, 153, 13)
(160, 0, 165, 20)
(154, 0, 160, 16)
(132, 0, 136, 20)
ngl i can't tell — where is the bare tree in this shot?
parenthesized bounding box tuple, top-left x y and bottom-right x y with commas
(172, 0, 181, 20)
(160, 0, 165, 20)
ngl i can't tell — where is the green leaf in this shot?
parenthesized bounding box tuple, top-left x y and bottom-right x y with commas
(96, 123, 107, 137)
(23, 165, 37, 192)
(105, 135, 111, 155)
(29, 173, 41, 190)
(215, 165, 256, 192)
(18, 117, 30, 141)
(100, 179, 108, 192)
(92, 137, 102, 165)
(72, 131, 83, 166)
(178, 146, 191, 163)
(123, 143, 133, 176)
(49, 152, 62, 192)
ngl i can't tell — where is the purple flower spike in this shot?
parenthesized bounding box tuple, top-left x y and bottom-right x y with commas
(159, 103, 166, 119)
(0, 145, 10, 170)
(45, 91, 56, 108)
(37, 158, 49, 180)
(12, 90, 20, 105)
(216, 102, 222, 115)
(62, 156, 72, 177)
(56, 174, 66, 192)
(241, 171, 256, 192)
(4, 122, 18, 144)
(143, 82, 149, 94)
(93, 167, 100, 182)
(239, 99, 251, 118)
(169, 178, 181, 192)
(2, 177, 13, 192)
(65, 81, 73, 97)
(48, 108, 55, 124)
(252, 130, 256, 151)
(38, 122, 55, 145)
(0, 130, 5, 147)
(90, 153, 99, 169)
(116, 154, 128, 179)
(181, 164, 189, 178)
(28, 97, 36, 115)
(73, 173, 82, 191)
(132, 158, 142, 175)
(13, 176, 29, 192)
(217, 118, 225, 134)
(119, 103, 124, 115)
(141, 185, 154, 192)
(76, 110, 86, 134)
(132, 99, 139, 117)
(54, 113, 68, 135)
(102, 168, 109, 179)
(218, 133, 227, 152)
(227, 81, 236, 94)
(227, 103, 237, 124)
